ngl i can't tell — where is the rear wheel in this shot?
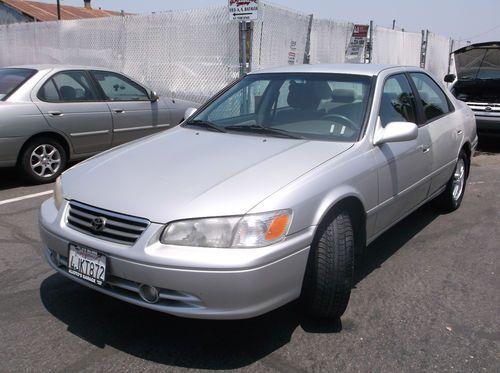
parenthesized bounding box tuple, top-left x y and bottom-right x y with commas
(19, 137, 67, 184)
(301, 209, 354, 319)
(435, 149, 468, 212)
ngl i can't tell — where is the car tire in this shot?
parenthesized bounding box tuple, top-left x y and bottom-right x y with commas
(19, 137, 67, 184)
(301, 209, 354, 319)
(435, 149, 468, 212)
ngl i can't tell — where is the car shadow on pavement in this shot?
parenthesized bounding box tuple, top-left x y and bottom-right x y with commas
(477, 137, 500, 154)
(0, 167, 26, 191)
(39, 204, 440, 370)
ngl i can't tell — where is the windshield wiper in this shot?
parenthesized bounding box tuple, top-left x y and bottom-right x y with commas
(184, 119, 226, 133)
(224, 124, 304, 139)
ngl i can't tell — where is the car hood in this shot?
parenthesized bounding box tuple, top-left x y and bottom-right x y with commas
(62, 127, 353, 223)
(454, 41, 500, 81)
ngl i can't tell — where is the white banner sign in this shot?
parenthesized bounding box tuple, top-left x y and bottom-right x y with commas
(229, 0, 259, 21)
(345, 24, 369, 63)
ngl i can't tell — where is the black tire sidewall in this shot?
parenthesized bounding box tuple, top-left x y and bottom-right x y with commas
(301, 209, 354, 319)
(19, 138, 67, 184)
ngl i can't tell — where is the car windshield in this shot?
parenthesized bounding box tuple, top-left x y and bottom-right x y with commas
(187, 73, 373, 142)
(0, 68, 37, 101)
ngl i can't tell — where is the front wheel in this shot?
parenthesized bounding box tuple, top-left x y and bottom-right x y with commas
(300, 209, 354, 319)
(435, 149, 468, 212)
(19, 137, 67, 184)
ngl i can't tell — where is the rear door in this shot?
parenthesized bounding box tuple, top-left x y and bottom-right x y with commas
(90, 70, 171, 146)
(409, 72, 462, 196)
(35, 70, 113, 154)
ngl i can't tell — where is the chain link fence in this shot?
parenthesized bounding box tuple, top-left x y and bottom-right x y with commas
(309, 18, 353, 64)
(0, 1, 463, 103)
(251, 2, 310, 70)
(0, 6, 240, 103)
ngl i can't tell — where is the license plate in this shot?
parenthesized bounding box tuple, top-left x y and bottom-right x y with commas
(68, 244, 107, 286)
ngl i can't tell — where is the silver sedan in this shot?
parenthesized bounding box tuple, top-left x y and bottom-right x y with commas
(39, 64, 477, 320)
(0, 65, 197, 183)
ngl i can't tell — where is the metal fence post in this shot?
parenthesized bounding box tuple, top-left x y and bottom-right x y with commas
(248, 21, 253, 73)
(239, 22, 246, 77)
(365, 20, 373, 63)
(239, 21, 253, 77)
(303, 14, 313, 64)
(420, 29, 429, 68)
(447, 38, 454, 75)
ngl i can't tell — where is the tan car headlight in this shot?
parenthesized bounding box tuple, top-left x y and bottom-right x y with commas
(160, 209, 292, 248)
(53, 176, 64, 211)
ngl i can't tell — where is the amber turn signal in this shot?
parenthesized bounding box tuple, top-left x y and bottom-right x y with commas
(265, 214, 289, 241)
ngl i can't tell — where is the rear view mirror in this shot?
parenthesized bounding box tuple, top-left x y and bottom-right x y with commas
(184, 107, 197, 120)
(444, 74, 456, 83)
(150, 91, 159, 102)
(374, 120, 418, 145)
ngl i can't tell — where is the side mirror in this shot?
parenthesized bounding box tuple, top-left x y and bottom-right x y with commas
(374, 120, 418, 145)
(444, 74, 456, 83)
(184, 107, 197, 119)
(149, 91, 159, 102)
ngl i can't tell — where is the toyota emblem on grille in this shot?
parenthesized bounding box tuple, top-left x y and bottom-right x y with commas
(485, 106, 492, 112)
(90, 217, 107, 232)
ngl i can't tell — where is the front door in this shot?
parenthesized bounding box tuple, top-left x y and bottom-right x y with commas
(374, 74, 432, 233)
(90, 70, 171, 146)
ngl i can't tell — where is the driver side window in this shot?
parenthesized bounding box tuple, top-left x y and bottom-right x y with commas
(380, 74, 417, 127)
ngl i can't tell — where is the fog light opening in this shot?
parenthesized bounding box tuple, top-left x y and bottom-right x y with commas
(139, 284, 160, 303)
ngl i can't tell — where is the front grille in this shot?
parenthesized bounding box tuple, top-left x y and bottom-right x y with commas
(67, 200, 150, 245)
(467, 102, 500, 114)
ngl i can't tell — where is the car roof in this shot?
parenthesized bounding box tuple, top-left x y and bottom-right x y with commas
(2, 64, 116, 72)
(248, 63, 410, 76)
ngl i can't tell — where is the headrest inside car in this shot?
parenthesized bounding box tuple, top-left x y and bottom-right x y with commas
(331, 89, 355, 103)
(287, 81, 322, 110)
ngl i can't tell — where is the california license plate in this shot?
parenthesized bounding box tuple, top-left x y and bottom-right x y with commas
(68, 244, 107, 286)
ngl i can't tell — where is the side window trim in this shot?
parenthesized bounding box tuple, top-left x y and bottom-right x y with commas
(379, 72, 420, 126)
(408, 72, 453, 125)
(37, 69, 101, 103)
(89, 70, 149, 102)
(405, 72, 426, 126)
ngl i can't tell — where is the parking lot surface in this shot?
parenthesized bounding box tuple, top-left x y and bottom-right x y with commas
(0, 144, 499, 373)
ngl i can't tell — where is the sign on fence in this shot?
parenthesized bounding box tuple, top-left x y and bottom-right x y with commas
(345, 24, 369, 63)
(229, 0, 259, 21)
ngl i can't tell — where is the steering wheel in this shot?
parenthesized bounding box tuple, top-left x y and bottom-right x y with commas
(321, 114, 358, 131)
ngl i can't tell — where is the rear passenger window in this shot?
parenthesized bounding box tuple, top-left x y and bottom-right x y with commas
(38, 71, 99, 102)
(379, 74, 417, 126)
(410, 73, 451, 122)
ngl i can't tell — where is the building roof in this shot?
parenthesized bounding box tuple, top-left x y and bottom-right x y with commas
(1, 0, 124, 21)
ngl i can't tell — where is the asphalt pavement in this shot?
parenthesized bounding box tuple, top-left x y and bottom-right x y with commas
(0, 141, 498, 373)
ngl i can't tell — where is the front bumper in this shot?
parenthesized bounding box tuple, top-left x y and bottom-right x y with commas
(39, 198, 313, 319)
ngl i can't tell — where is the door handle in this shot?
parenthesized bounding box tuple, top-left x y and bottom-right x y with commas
(113, 109, 125, 114)
(457, 130, 463, 135)
(422, 146, 430, 153)
(47, 111, 63, 116)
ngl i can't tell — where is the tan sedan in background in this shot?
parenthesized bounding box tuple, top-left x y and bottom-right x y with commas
(0, 65, 197, 183)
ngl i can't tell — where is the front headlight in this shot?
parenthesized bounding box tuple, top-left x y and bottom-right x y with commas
(53, 176, 64, 211)
(160, 209, 292, 248)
